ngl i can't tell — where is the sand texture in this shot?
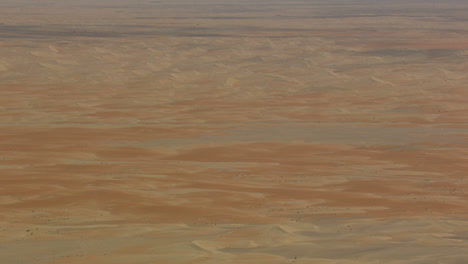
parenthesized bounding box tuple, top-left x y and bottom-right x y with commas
(1, 0, 468, 263)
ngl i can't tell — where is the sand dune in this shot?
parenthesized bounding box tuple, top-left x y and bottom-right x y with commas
(1, 0, 468, 263)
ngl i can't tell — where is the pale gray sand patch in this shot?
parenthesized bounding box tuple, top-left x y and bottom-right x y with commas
(140, 126, 468, 147)
(220, 217, 468, 262)
(381, 108, 421, 114)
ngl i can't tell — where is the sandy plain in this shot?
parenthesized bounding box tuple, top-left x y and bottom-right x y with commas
(0, 0, 468, 263)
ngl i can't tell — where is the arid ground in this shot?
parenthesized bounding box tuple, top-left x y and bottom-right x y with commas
(1, 0, 468, 263)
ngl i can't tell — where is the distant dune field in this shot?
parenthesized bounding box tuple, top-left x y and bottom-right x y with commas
(1, 1, 467, 263)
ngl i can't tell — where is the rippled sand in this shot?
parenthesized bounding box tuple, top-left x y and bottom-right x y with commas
(1, 0, 468, 263)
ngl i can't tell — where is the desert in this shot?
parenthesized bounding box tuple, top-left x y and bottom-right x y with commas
(0, 0, 468, 263)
